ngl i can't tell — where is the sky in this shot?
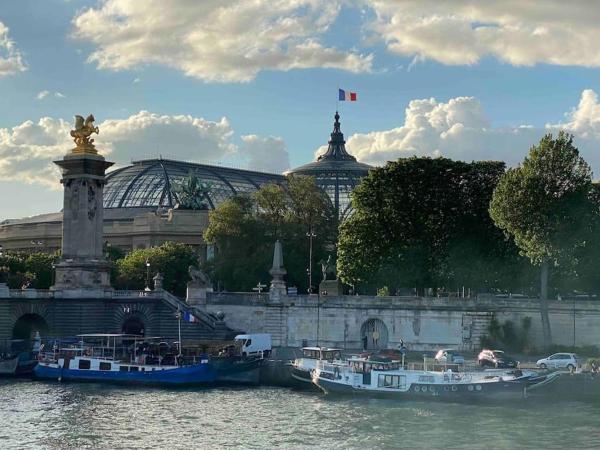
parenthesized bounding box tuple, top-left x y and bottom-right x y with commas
(3, 0, 600, 219)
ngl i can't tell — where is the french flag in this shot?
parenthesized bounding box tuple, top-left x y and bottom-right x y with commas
(183, 311, 198, 323)
(339, 89, 357, 101)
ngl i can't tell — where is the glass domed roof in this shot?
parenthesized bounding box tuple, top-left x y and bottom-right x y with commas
(103, 159, 285, 210)
(289, 111, 371, 220)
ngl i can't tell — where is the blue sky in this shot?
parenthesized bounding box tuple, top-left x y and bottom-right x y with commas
(2, 0, 600, 219)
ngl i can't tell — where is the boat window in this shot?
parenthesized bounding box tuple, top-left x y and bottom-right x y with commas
(99, 362, 111, 371)
(418, 375, 434, 383)
(378, 374, 401, 388)
(130, 366, 139, 372)
(119, 366, 129, 372)
(78, 359, 91, 370)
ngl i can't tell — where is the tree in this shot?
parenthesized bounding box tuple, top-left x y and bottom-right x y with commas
(0, 251, 59, 289)
(114, 242, 198, 296)
(490, 132, 597, 347)
(203, 176, 335, 293)
(338, 157, 530, 294)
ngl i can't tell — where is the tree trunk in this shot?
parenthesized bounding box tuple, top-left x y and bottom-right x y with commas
(540, 260, 553, 348)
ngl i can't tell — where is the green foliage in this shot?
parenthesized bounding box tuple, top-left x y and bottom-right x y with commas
(104, 242, 126, 283)
(490, 132, 595, 266)
(0, 251, 59, 289)
(376, 286, 390, 297)
(480, 316, 533, 352)
(204, 176, 336, 292)
(338, 157, 530, 293)
(114, 242, 197, 297)
(173, 171, 211, 210)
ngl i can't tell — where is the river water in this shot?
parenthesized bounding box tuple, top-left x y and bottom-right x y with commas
(1, 379, 600, 449)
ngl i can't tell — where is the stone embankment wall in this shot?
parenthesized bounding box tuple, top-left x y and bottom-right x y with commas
(204, 293, 600, 351)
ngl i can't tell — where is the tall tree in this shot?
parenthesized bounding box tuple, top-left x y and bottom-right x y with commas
(490, 132, 596, 347)
(338, 157, 529, 294)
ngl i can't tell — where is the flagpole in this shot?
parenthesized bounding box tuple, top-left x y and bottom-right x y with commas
(176, 306, 182, 359)
(336, 83, 339, 112)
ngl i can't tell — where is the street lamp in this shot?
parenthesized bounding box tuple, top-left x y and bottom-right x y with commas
(145, 258, 151, 291)
(306, 227, 316, 294)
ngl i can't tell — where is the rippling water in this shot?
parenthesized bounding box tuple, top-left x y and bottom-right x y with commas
(2, 379, 600, 449)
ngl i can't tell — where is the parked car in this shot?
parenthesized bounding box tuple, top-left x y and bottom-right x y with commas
(478, 349, 519, 368)
(434, 349, 465, 365)
(536, 353, 580, 371)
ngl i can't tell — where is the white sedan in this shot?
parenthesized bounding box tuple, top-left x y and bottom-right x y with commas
(536, 353, 580, 371)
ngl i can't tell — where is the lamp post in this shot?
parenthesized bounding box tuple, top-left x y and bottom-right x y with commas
(573, 296, 576, 349)
(306, 227, 316, 294)
(145, 258, 151, 291)
(316, 289, 320, 346)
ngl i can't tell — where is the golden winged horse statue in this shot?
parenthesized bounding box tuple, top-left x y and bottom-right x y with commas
(70, 114, 99, 154)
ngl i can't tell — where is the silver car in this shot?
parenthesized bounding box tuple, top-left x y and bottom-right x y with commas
(536, 353, 580, 371)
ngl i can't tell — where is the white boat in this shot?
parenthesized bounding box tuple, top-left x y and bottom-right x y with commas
(290, 347, 343, 384)
(312, 356, 541, 400)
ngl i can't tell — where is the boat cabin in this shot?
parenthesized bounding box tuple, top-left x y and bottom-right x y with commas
(349, 359, 401, 373)
(301, 347, 342, 361)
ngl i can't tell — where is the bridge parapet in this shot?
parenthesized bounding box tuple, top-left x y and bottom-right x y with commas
(9, 289, 54, 299)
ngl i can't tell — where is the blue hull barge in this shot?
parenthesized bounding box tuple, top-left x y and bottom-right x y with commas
(34, 334, 219, 386)
(35, 358, 216, 385)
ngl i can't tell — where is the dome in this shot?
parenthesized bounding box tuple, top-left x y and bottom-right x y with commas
(289, 112, 371, 220)
(103, 159, 285, 210)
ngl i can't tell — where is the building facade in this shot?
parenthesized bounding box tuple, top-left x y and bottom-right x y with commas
(0, 112, 370, 254)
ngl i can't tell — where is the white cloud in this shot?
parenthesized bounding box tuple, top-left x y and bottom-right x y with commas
(0, 111, 288, 188)
(0, 118, 72, 188)
(0, 22, 26, 77)
(367, 0, 600, 67)
(36, 90, 66, 100)
(240, 135, 290, 173)
(36, 90, 50, 100)
(338, 89, 600, 175)
(72, 0, 372, 82)
(97, 111, 236, 163)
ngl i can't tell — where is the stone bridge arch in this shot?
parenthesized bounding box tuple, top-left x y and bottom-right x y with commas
(112, 302, 154, 336)
(11, 303, 51, 339)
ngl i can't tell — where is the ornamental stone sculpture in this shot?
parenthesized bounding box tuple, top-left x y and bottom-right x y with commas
(70, 114, 99, 155)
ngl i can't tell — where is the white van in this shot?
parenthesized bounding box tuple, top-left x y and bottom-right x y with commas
(234, 334, 272, 358)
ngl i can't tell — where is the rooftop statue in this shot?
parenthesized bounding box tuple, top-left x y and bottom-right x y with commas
(70, 114, 99, 154)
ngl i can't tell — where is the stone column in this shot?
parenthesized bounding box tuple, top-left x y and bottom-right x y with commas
(52, 115, 114, 291)
(269, 240, 287, 301)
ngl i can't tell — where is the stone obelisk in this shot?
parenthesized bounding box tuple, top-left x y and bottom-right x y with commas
(52, 114, 113, 292)
(269, 240, 287, 301)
